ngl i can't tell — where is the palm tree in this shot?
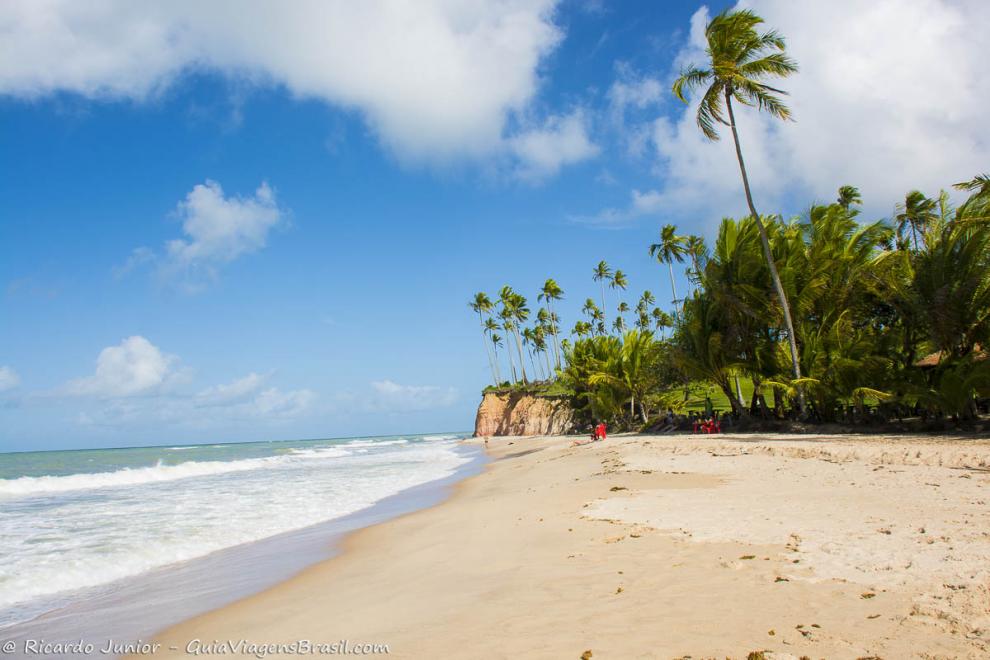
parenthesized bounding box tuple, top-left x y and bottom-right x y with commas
(672, 8, 805, 413)
(582, 298, 600, 336)
(489, 332, 504, 384)
(837, 185, 862, 209)
(484, 317, 503, 384)
(652, 307, 672, 339)
(498, 286, 529, 384)
(895, 191, 937, 251)
(538, 279, 564, 370)
(592, 261, 612, 329)
(498, 307, 518, 383)
(469, 292, 499, 386)
(685, 235, 707, 283)
(616, 301, 630, 332)
(521, 326, 541, 380)
(610, 270, 628, 332)
(572, 320, 593, 338)
(649, 224, 687, 321)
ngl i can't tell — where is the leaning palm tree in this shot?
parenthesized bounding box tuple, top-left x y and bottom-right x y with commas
(469, 292, 499, 386)
(538, 278, 564, 370)
(672, 8, 804, 412)
(649, 224, 687, 321)
(592, 261, 612, 329)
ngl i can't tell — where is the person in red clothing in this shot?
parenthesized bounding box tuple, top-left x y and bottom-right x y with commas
(595, 421, 607, 441)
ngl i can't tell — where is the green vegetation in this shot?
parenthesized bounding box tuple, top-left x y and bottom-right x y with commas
(470, 8, 990, 431)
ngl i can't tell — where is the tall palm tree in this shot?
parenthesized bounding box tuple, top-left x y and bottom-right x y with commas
(672, 8, 805, 412)
(521, 327, 541, 380)
(498, 286, 528, 384)
(538, 278, 564, 370)
(508, 291, 531, 383)
(610, 269, 628, 332)
(484, 317, 503, 384)
(572, 320, 592, 338)
(895, 191, 937, 251)
(469, 292, 499, 386)
(649, 224, 687, 321)
(592, 261, 612, 329)
(498, 307, 518, 383)
(489, 332, 504, 384)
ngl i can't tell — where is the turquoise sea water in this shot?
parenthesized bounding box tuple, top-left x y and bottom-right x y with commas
(0, 433, 470, 630)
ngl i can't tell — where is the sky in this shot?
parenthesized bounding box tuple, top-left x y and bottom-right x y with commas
(1, 0, 988, 452)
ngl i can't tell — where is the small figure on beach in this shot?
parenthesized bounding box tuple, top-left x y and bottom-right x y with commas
(595, 421, 607, 441)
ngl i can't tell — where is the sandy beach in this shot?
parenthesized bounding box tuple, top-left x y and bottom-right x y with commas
(142, 433, 990, 659)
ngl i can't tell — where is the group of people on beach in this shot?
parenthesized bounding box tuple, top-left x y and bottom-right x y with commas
(689, 410, 722, 434)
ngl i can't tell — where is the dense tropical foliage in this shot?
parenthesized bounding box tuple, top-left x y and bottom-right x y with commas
(470, 177, 990, 429)
(469, 8, 989, 431)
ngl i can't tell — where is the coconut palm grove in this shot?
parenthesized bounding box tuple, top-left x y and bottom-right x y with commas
(470, 9, 990, 430)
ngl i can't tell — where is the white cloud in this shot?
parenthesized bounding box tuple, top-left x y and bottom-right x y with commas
(0, 366, 20, 392)
(195, 372, 268, 406)
(617, 0, 990, 226)
(124, 180, 285, 289)
(167, 180, 283, 268)
(368, 379, 458, 413)
(66, 336, 180, 397)
(0, 0, 566, 165)
(194, 372, 314, 418)
(508, 110, 599, 181)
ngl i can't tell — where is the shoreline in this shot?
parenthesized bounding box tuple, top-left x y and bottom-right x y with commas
(138, 431, 990, 658)
(1, 443, 486, 659)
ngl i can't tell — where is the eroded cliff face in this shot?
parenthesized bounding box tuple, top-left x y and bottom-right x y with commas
(473, 391, 577, 437)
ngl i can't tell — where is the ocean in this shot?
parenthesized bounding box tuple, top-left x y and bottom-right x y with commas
(0, 433, 476, 642)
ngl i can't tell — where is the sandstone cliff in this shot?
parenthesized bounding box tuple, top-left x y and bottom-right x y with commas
(473, 391, 577, 437)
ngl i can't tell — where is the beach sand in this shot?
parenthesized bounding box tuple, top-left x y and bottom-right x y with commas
(141, 433, 990, 659)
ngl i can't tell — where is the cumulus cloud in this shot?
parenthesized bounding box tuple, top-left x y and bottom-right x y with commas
(368, 379, 458, 413)
(604, 0, 990, 226)
(0, 0, 567, 165)
(0, 366, 20, 392)
(64, 350, 314, 426)
(124, 180, 285, 289)
(65, 336, 181, 397)
(508, 110, 599, 181)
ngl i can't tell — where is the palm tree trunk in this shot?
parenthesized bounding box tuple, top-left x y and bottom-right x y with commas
(667, 260, 680, 321)
(725, 90, 806, 415)
(491, 341, 502, 385)
(478, 312, 498, 386)
(599, 282, 608, 330)
(512, 327, 528, 383)
(548, 300, 562, 370)
(503, 332, 517, 383)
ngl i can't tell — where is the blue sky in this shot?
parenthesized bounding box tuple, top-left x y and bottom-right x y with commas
(1, 0, 987, 451)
